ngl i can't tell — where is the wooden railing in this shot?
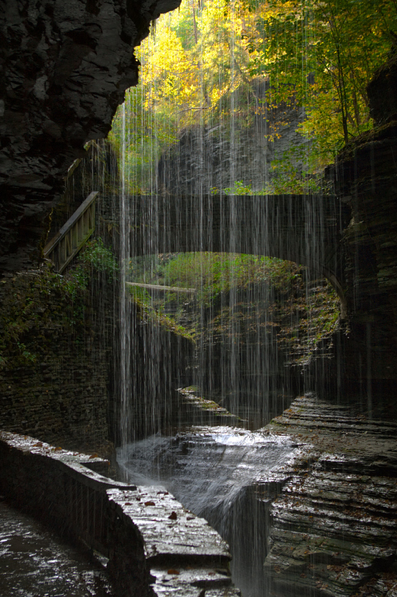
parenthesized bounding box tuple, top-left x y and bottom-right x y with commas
(44, 191, 98, 273)
(126, 281, 197, 294)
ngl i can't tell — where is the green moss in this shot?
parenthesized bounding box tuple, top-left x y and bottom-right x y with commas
(132, 295, 195, 342)
(76, 237, 118, 282)
(127, 252, 340, 365)
(0, 266, 87, 369)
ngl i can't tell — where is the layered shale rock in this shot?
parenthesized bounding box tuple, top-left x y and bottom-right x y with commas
(0, 0, 180, 273)
(157, 81, 307, 195)
(264, 394, 397, 597)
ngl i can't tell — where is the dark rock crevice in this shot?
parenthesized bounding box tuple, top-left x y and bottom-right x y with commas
(0, 0, 180, 274)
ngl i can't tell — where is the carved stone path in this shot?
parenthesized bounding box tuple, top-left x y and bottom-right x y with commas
(0, 431, 240, 597)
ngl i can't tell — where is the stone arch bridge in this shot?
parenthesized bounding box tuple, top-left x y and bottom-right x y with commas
(127, 194, 350, 310)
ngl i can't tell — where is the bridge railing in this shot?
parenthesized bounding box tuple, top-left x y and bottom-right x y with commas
(44, 191, 98, 273)
(126, 281, 197, 295)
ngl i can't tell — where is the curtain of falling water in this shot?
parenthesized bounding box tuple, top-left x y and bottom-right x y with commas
(111, 2, 344, 596)
(113, 0, 332, 441)
(88, 141, 121, 440)
(228, 0, 237, 419)
(119, 102, 132, 449)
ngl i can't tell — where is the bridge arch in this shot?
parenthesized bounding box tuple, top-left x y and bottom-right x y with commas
(128, 194, 349, 316)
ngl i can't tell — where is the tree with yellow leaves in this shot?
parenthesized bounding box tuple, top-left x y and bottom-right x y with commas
(110, 0, 259, 193)
(109, 0, 397, 193)
(246, 0, 397, 169)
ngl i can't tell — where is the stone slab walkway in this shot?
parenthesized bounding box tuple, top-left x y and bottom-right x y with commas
(107, 485, 237, 596)
(0, 430, 240, 597)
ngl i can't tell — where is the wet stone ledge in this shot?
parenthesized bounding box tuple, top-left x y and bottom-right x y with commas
(263, 395, 397, 597)
(0, 431, 239, 597)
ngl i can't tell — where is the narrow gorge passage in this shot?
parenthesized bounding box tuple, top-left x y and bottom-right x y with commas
(1, 1, 397, 596)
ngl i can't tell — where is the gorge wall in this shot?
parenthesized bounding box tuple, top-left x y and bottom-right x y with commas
(2, 0, 397, 396)
(0, 0, 180, 274)
(1, 6, 397, 597)
(0, 263, 116, 454)
(329, 50, 397, 392)
(157, 80, 307, 195)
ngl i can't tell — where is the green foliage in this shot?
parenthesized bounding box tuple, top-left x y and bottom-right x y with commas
(246, 0, 397, 165)
(109, 0, 259, 193)
(0, 266, 88, 369)
(199, 270, 339, 365)
(220, 180, 273, 195)
(109, 0, 397, 193)
(223, 180, 254, 195)
(269, 145, 333, 194)
(76, 238, 118, 281)
(64, 238, 118, 295)
(0, 238, 118, 370)
(108, 85, 179, 194)
(128, 253, 172, 284)
(132, 292, 195, 341)
(127, 251, 340, 364)
(132, 252, 298, 307)
(221, 170, 329, 195)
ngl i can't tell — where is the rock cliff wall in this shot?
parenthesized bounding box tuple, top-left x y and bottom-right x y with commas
(157, 81, 307, 195)
(0, 264, 116, 454)
(330, 50, 397, 390)
(0, 0, 180, 274)
(264, 394, 397, 597)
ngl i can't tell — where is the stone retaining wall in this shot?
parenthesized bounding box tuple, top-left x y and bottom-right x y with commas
(0, 431, 239, 597)
(0, 267, 115, 454)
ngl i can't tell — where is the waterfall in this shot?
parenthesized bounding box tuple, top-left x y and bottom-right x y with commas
(108, 2, 350, 595)
(117, 426, 299, 597)
(119, 102, 132, 450)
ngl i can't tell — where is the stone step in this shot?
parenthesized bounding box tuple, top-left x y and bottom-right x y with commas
(107, 486, 231, 566)
(150, 567, 240, 597)
(107, 486, 236, 597)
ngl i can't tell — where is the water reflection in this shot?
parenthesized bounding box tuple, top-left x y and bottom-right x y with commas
(0, 499, 113, 597)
